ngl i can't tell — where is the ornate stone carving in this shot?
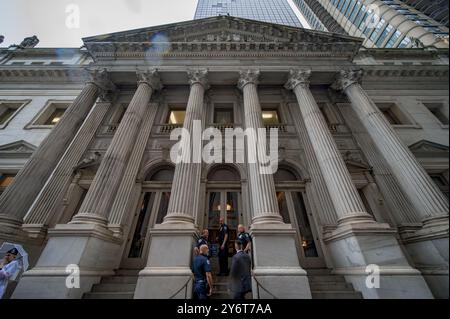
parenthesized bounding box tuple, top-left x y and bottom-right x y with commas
(19, 35, 39, 49)
(87, 68, 116, 92)
(237, 69, 260, 90)
(187, 69, 210, 90)
(285, 69, 312, 90)
(332, 69, 364, 91)
(137, 69, 163, 91)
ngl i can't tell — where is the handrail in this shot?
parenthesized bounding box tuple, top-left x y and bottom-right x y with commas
(253, 276, 278, 299)
(168, 277, 192, 299)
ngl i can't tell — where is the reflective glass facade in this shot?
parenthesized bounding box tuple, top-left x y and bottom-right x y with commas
(194, 0, 303, 28)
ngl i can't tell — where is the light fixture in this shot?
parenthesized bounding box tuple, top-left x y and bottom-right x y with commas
(262, 112, 274, 119)
(51, 117, 60, 124)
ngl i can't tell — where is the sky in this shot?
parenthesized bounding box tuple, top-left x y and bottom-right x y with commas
(0, 0, 309, 48)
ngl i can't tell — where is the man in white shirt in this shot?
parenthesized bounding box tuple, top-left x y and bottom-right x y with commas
(0, 248, 20, 299)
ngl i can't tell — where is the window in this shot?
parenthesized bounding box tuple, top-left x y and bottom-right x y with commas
(27, 100, 71, 128)
(214, 104, 234, 124)
(0, 173, 15, 195)
(423, 102, 449, 125)
(0, 101, 29, 128)
(166, 109, 186, 124)
(261, 110, 280, 125)
(377, 103, 413, 125)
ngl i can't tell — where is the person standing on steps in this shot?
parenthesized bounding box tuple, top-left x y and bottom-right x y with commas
(237, 224, 252, 254)
(217, 217, 229, 276)
(229, 240, 252, 299)
(194, 229, 209, 256)
(192, 244, 213, 299)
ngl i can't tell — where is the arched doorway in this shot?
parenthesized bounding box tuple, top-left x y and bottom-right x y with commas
(121, 164, 174, 269)
(274, 165, 326, 269)
(204, 165, 243, 267)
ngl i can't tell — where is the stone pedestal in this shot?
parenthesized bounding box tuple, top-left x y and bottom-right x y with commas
(12, 223, 121, 299)
(324, 223, 434, 299)
(251, 223, 311, 299)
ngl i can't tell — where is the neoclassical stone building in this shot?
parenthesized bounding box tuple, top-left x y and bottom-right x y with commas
(0, 16, 448, 299)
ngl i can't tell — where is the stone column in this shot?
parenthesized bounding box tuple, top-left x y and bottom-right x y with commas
(70, 70, 161, 226)
(333, 69, 448, 298)
(134, 69, 209, 299)
(237, 70, 311, 299)
(333, 70, 449, 222)
(0, 69, 113, 236)
(22, 98, 112, 239)
(284, 69, 433, 299)
(285, 69, 373, 225)
(163, 69, 209, 224)
(237, 70, 283, 225)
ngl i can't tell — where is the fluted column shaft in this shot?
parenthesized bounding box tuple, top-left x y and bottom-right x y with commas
(23, 100, 111, 227)
(286, 70, 372, 224)
(238, 70, 282, 224)
(0, 69, 112, 231)
(71, 71, 161, 225)
(335, 70, 448, 220)
(164, 70, 208, 224)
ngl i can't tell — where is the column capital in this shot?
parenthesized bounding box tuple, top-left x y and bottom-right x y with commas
(137, 69, 163, 91)
(285, 69, 312, 90)
(237, 69, 260, 90)
(332, 69, 364, 91)
(187, 69, 210, 90)
(87, 68, 116, 92)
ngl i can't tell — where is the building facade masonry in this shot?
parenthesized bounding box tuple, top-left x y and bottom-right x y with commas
(0, 16, 448, 299)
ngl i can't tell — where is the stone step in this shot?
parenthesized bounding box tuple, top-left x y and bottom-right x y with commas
(92, 283, 136, 293)
(306, 269, 333, 275)
(101, 276, 138, 284)
(309, 282, 355, 291)
(308, 276, 346, 283)
(83, 292, 135, 299)
(311, 291, 363, 299)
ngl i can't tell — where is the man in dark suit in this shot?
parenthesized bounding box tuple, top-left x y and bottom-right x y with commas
(229, 240, 252, 299)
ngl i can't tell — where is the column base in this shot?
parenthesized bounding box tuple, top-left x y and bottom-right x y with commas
(12, 223, 122, 299)
(134, 222, 197, 299)
(70, 213, 109, 227)
(0, 214, 24, 237)
(400, 215, 449, 299)
(250, 223, 311, 299)
(324, 222, 434, 299)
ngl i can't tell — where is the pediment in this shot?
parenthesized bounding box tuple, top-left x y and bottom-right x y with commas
(83, 16, 362, 60)
(0, 140, 36, 154)
(409, 140, 449, 157)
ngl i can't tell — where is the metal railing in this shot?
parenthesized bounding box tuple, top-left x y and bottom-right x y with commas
(253, 276, 278, 299)
(168, 277, 192, 299)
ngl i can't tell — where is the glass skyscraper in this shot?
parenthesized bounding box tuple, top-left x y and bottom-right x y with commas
(292, 0, 449, 49)
(194, 0, 303, 28)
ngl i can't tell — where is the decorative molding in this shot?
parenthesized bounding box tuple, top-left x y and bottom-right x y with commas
(332, 69, 363, 91)
(409, 140, 449, 158)
(187, 69, 210, 90)
(237, 69, 260, 90)
(284, 69, 312, 90)
(137, 69, 163, 91)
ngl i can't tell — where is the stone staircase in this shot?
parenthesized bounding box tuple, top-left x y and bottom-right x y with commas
(307, 268, 363, 299)
(82, 269, 138, 299)
(210, 275, 231, 299)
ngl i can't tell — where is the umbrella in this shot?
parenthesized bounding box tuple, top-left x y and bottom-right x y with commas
(0, 242, 29, 271)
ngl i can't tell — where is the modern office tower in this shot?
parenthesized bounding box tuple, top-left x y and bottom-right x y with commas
(194, 0, 303, 27)
(398, 0, 448, 27)
(292, 0, 449, 48)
